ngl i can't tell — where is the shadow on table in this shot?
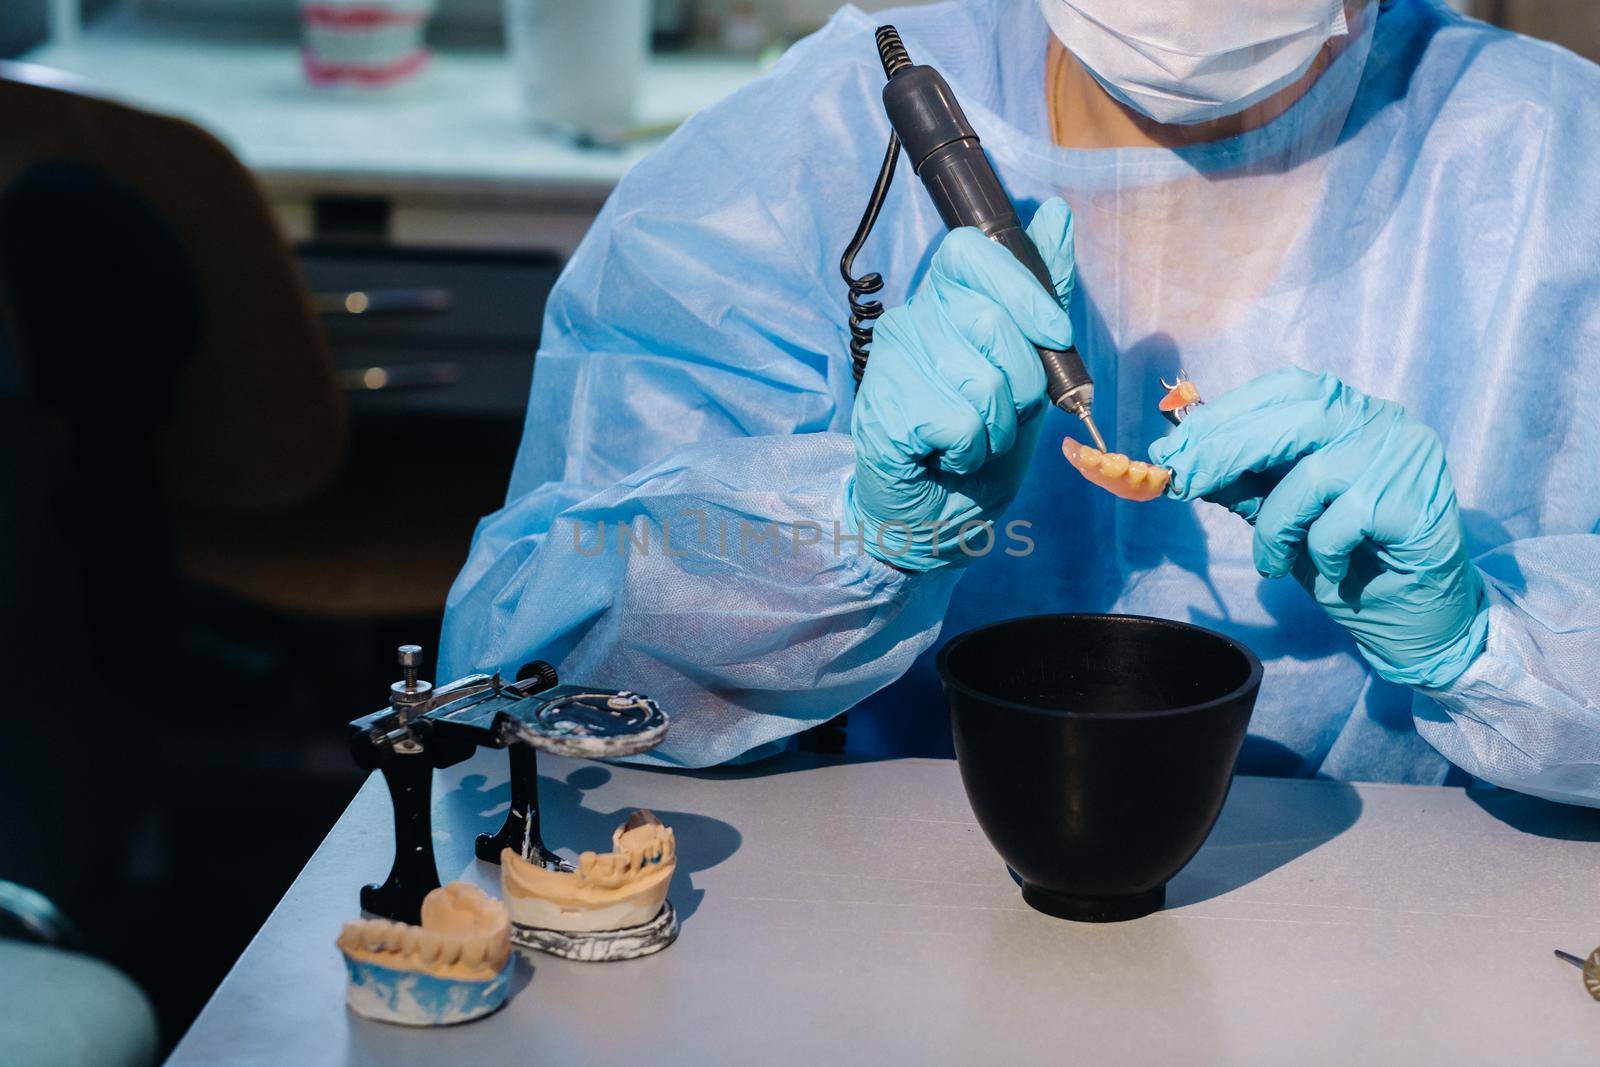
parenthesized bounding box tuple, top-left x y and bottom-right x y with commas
(506, 951, 535, 998)
(659, 750, 895, 781)
(441, 767, 741, 923)
(1465, 787, 1600, 842)
(1165, 771, 1363, 909)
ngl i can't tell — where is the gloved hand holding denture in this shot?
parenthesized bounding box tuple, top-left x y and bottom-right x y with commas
(845, 198, 1076, 571)
(1148, 367, 1490, 689)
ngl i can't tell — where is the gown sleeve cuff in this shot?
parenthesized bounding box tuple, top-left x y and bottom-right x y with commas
(1411, 579, 1600, 807)
(1414, 581, 1512, 706)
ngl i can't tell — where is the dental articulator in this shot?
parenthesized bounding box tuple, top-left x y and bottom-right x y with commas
(338, 646, 681, 1025)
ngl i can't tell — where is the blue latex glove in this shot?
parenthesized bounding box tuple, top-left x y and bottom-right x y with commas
(845, 198, 1076, 572)
(1149, 368, 1490, 688)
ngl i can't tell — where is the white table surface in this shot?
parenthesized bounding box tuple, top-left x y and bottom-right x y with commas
(24, 19, 761, 197)
(165, 751, 1600, 1065)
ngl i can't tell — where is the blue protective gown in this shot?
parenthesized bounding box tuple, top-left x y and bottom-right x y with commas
(440, 0, 1600, 805)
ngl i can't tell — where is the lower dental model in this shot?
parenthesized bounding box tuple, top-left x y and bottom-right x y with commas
(1061, 375, 1204, 502)
(501, 810, 676, 935)
(337, 882, 513, 1026)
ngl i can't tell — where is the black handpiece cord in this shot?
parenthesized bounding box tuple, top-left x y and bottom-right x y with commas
(841, 25, 1105, 450)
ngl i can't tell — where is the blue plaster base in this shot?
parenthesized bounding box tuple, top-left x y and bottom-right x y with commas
(343, 955, 513, 1026)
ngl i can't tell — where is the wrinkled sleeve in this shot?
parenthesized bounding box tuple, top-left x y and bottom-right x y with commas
(1414, 538, 1600, 808)
(438, 15, 961, 767)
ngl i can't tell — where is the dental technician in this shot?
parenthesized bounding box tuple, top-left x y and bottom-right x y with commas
(441, 0, 1600, 805)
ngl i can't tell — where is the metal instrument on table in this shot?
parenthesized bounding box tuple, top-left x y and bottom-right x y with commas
(1554, 948, 1600, 1001)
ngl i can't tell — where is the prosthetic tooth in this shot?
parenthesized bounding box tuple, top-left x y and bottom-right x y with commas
(1099, 452, 1130, 478)
(337, 922, 362, 952)
(417, 931, 444, 964)
(361, 921, 389, 951)
(461, 936, 488, 968)
(438, 936, 464, 966)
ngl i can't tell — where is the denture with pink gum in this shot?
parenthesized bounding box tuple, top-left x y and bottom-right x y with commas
(1061, 375, 1202, 502)
(1061, 440, 1171, 501)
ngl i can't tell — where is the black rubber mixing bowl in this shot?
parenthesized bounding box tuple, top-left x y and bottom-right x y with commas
(938, 613, 1262, 922)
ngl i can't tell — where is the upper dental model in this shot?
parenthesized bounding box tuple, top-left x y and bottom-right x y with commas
(1062, 375, 1203, 502)
(501, 810, 676, 937)
(337, 882, 513, 1026)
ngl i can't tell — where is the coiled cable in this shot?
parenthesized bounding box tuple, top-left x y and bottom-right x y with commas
(839, 132, 900, 385)
(840, 25, 918, 386)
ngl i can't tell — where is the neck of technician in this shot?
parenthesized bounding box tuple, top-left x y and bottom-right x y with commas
(1046, 3, 1366, 150)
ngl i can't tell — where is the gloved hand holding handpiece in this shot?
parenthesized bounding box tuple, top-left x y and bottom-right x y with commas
(1149, 368, 1490, 688)
(845, 198, 1077, 572)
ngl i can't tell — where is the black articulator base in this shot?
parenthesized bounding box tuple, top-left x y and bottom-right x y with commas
(475, 740, 564, 868)
(360, 746, 447, 925)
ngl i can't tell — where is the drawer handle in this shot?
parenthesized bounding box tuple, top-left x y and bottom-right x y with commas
(338, 362, 461, 392)
(313, 288, 453, 315)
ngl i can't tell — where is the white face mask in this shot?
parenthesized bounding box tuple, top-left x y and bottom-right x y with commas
(1039, 0, 1351, 126)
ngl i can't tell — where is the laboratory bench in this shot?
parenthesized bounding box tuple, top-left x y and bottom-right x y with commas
(167, 752, 1600, 1065)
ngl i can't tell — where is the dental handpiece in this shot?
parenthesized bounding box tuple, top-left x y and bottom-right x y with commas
(875, 26, 1105, 450)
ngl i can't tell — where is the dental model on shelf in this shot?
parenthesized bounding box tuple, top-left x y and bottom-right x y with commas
(501, 810, 679, 962)
(1062, 374, 1204, 502)
(337, 882, 513, 1026)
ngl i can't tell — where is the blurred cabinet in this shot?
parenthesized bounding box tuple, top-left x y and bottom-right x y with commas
(1495, 0, 1600, 62)
(299, 244, 561, 419)
(174, 243, 569, 620)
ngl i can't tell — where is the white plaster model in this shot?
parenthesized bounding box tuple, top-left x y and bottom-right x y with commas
(337, 882, 513, 1026)
(501, 810, 675, 934)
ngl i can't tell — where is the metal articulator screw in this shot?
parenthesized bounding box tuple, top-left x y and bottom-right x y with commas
(389, 644, 435, 750)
